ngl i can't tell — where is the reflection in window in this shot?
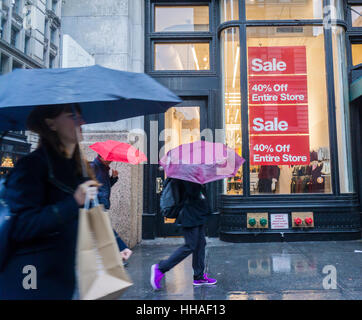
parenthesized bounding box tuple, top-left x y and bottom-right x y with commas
(247, 26, 332, 195)
(221, 28, 242, 195)
(351, 6, 362, 27)
(332, 27, 354, 193)
(155, 6, 209, 32)
(154, 43, 210, 71)
(246, 0, 323, 20)
(220, 0, 239, 23)
(352, 44, 362, 66)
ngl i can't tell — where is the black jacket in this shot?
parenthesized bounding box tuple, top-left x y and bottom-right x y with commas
(0, 144, 85, 300)
(176, 179, 211, 228)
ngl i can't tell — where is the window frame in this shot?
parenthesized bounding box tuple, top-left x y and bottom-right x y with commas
(147, 0, 217, 76)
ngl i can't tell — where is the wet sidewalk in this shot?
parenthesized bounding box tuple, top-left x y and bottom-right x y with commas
(120, 238, 362, 300)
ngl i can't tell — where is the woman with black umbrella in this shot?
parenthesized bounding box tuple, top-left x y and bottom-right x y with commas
(0, 104, 99, 300)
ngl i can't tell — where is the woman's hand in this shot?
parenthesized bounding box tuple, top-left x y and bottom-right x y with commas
(120, 248, 133, 261)
(74, 180, 100, 206)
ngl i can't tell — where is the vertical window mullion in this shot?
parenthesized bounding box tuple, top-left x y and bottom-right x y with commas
(324, 0, 341, 195)
(240, 23, 249, 197)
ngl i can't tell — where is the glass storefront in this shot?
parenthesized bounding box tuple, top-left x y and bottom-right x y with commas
(144, 0, 361, 241)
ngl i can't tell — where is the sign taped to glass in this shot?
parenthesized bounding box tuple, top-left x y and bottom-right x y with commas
(248, 46, 310, 165)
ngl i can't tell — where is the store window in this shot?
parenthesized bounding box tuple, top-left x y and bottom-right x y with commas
(332, 26, 354, 193)
(220, 0, 239, 23)
(154, 5, 209, 32)
(351, 44, 362, 66)
(246, 0, 323, 20)
(351, 6, 362, 27)
(154, 42, 210, 71)
(221, 27, 242, 195)
(247, 26, 332, 195)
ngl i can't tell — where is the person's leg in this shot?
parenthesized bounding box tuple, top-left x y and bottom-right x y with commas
(192, 225, 206, 280)
(151, 227, 197, 290)
(192, 225, 217, 286)
(158, 227, 197, 273)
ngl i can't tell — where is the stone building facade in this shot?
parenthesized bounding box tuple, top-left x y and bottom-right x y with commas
(61, 0, 145, 248)
(0, 0, 62, 173)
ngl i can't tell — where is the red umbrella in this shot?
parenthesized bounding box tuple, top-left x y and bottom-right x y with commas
(89, 140, 147, 165)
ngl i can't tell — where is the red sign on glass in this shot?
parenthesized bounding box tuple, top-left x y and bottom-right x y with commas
(248, 75, 308, 105)
(249, 105, 309, 135)
(248, 46, 307, 75)
(250, 135, 310, 165)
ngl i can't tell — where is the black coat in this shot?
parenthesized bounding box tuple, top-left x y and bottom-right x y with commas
(0, 144, 85, 300)
(176, 179, 211, 228)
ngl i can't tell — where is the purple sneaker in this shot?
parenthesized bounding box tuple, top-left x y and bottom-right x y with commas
(150, 264, 165, 290)
(193, 273, 217, 286)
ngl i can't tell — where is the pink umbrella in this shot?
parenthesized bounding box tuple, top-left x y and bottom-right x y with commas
(89, 140, 147, 165)
(159, 140, 245, 184)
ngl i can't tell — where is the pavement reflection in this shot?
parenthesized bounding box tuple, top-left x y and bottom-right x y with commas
(120, 238, 362, 300)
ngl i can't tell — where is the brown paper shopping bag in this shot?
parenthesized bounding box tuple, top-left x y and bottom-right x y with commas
(76, 203, 133, 300)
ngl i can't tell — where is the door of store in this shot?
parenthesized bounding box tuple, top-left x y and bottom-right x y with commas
(156, 98, 207, 237)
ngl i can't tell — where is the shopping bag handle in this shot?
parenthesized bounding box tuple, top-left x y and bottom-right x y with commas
(84, 187, 100, 210)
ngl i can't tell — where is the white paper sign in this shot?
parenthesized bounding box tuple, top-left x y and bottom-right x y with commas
(270, 214, 289, 229)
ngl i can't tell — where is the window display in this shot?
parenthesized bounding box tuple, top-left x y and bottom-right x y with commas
(247, 26, 332, 194)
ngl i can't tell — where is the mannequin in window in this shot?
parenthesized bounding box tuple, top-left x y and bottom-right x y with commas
(258, 165, 280, 193)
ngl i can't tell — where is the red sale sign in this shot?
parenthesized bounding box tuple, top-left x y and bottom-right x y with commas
(249, 105, 309, 135)
(248, 75, 308, 105)
(248, 46, 310, 166)
(250, 135, 310, 165)
(248, 46, 307, 75)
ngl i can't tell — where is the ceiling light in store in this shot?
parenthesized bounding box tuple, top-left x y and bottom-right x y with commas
(191, 46, 200, 70)
(232, 46, 240, 88)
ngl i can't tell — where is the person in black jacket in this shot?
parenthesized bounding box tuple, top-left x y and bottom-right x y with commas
(150, 178, 217, 289)
(0, 104, 99, 300)
(90, 155, 132, 262)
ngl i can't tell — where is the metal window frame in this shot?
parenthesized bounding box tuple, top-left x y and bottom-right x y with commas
(147, 0, 216, 76)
